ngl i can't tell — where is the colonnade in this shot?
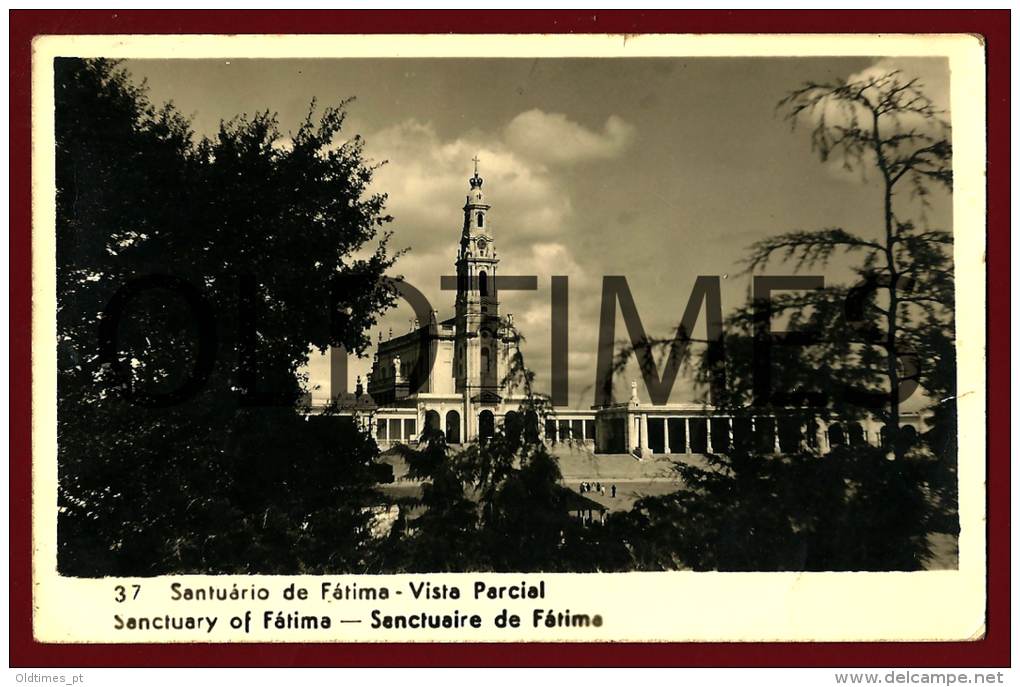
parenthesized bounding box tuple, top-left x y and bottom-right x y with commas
(631, 415, 806, 456)
(544, 417, 597, 444)
(373, 415, 419, 444)
(627, 414, 903, 456)
(363, 407, 913, 454)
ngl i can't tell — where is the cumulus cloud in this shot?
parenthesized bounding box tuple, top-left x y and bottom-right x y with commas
(794, 57, 951, 185)
(363, 119, 575, 255)
(503, 242, 589, 287)
(504, 110, 635, 165)
(848, 57, 950, 115)
(497, 241, 610, 408)
(362, 109, 636, 251)
(304, 108, 637, 404)
(846, 58, 951, 144)
(504, 242, 591, 347)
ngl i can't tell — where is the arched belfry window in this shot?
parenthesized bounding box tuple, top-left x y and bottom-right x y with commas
(479, 271, 489, 297)
(477, 213, 484, 228)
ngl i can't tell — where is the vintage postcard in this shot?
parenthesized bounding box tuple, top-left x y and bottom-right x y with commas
(32, 33, 986, 643)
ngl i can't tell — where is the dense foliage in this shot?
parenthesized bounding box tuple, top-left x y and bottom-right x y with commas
(612, 70, 957, 571)
(375, 346, 632, 572)
(56, 58, 396, 575)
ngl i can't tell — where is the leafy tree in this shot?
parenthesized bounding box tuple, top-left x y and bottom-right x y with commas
(620, 443, 935, 571)
(378, 426, 482, 572)
(750, 69, 956, 548)
(463, 332, 634, 571)
(612, 69, 955, 571)
(55, 58, 397, 575)
(762, 70, 953, 457)
(379, 330, 631, 572)
(462, 403, 578, 571)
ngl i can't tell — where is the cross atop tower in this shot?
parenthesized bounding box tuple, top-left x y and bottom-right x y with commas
(469, 156, 484, 190)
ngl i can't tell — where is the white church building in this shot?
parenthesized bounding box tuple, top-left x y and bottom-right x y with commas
(359, 162, 528, 446)
(319, 163, 927, 457)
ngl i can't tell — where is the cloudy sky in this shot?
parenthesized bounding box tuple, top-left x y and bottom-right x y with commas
(124, 54, 951, 410)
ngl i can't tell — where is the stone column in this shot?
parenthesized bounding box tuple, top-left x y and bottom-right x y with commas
(706, 417, 713, 453)
(663, 419, 671, 455)
(774, 418, 782, 453)
(685, 418, 692, 453)
(640, 414, 650, 454)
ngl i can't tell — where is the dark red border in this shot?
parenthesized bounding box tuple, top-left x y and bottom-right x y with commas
(11, 10, 1009, 668)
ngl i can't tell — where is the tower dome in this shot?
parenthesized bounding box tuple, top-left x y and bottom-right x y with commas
(466, 156, 485, 204)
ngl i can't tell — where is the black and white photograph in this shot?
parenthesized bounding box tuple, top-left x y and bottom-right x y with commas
(32, 34, 986, 643)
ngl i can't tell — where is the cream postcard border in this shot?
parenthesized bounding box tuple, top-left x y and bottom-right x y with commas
(31, 33, 986, 643)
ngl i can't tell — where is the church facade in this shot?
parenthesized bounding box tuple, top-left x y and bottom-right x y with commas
(360, 163, 527, 447)
(326, 163, 927, 456)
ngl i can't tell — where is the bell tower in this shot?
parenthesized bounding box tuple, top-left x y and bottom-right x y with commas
(454, 158, 500, 396)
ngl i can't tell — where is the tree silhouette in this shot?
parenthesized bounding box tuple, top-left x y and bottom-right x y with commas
(613, 69, 955, 571)
(55, 58, 397, 575)
(377, 327, 631, 572)
(379, 426, 482, 572)
(758, 70, 953, 457)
